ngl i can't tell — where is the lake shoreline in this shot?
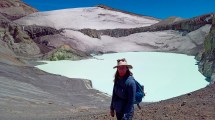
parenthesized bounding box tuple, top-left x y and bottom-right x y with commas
(36, 52, 209, 102)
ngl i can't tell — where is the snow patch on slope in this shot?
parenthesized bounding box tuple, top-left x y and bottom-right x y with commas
(15, 7, 159, 30)
(61, 25, 211, 53)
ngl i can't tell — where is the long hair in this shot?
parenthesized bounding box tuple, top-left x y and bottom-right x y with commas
(114, 67, 133, 83)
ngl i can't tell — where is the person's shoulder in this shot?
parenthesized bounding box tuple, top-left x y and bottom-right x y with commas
(126, 76, 135, 85)
(127, 75, 135, 81)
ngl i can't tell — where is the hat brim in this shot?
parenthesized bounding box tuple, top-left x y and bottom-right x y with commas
(113, 65, 133, 69)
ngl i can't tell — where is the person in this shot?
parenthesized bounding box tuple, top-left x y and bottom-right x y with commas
(110, 58, 136, 120)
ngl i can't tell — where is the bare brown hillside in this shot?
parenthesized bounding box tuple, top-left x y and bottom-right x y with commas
(0, 1, 214, 120)
(63, 84, 215, 120)
(0, 0, 38, 20)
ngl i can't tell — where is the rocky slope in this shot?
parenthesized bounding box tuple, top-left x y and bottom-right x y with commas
(0, 13, 40, 58)
(196, 15, 215, 83)
(64, 83, 215, 120)
(0, 0, 38, 20)
(0, 62, 110, 120)
(14, 8, 213, 56)
(0, 8, 90, 62)
(0, 1, 109, 119)
(0, 1, 215, 119)
(79, 13, 212, 39)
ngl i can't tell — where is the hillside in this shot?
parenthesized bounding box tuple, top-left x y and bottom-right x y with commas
(0, 0, 38, 20)
(14, 8, 212, 56)
(0, 0, 215, 119)
(66, 84, 215, 120)
(0, 1, 111, 119)
(15, 6, 159, 30)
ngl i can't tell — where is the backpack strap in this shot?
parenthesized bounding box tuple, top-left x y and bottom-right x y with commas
(125, 76, 143, 110)
(137, 104, 141, 109)
(124, 76, 134, 85)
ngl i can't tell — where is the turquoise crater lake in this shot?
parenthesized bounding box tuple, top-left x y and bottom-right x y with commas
(36, 52, 209, 102)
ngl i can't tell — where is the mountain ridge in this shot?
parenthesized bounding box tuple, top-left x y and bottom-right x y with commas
(0, 0, 215, 119)
(13, 7, 213, 57)
(96, 4, 161, 21)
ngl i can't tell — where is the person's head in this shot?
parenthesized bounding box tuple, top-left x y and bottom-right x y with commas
(113, 58, 133, 82)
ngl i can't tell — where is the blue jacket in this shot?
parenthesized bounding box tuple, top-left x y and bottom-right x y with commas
(110, 75, 136, 114)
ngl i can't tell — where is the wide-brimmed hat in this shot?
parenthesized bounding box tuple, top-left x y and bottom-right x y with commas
(113, 58, 133, 69)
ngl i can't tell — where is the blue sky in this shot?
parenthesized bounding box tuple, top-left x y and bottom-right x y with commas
(23, 0, 215, 19)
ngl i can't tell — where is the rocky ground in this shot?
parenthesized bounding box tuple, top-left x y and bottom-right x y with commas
(0, 0, 215, 120)
(0, 61, 110, 120)
(62, 83, 215, 120)
(0, 58, 214, 120)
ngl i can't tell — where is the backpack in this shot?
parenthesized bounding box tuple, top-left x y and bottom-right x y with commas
(125, 78, 145, 109)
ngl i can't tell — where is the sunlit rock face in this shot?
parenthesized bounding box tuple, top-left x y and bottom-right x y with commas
(197, 15, 215, 83)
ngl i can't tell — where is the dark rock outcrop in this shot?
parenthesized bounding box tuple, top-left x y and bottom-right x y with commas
(0, 14, 40, 57)
(79, 29, 101, 39)
(168, 13, 213, 32)
(79, 13, 214, 38)
(196, 15, 215, 83)
(0, 12, 88, 61)
(20, 26, 91, 60)
(22, 25, 62, 39)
